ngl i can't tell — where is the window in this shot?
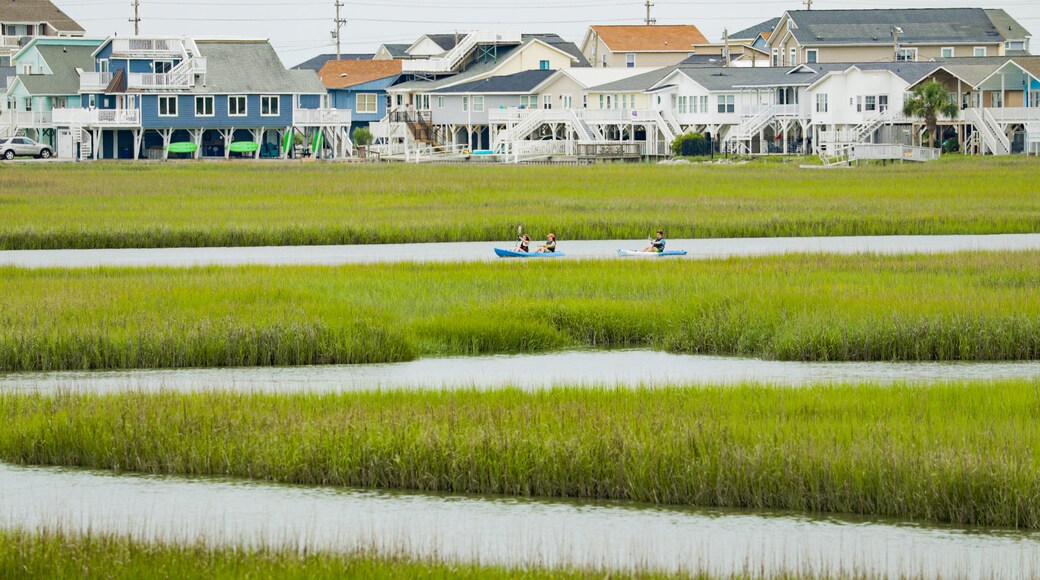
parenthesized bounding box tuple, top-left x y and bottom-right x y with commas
(582, 95, 587, 109)
(539, 60, 550, 70)
(22, 64, 31, 75)
(856, 96, 862, 113)
(678, 96, 687, 114)
(195, 96, 214, 117)
(437, 96, 444, 108)
(896, 48, 917, 62)
(699, 95, 708, 113)
(771, 48, 779, 67)
(228, 95, 247, 116)
(626, 53, 636, 68)
(519, 95, 537, 109)
(599, 95, 604, 109)
(815, 93, 828, 113)
(261, 95, 280, 116)
(1006, 41, 1026, 51)
(562, 95, 572, 109)
(991, 92, 1003, 108)
(158, 96, 177, 117)
(416, 94, 430, 111)
(462, 96, 468, 112)
(153, 60, 173, 74)
(973, 47, 987, 57)
(1029, 92, 1040, 108)
(356, 93, 377, 114)
(601, 54, 608, 67)
(879, 95, 889, 113)
(605, 95, 611, 109)
(24, 97, 32, 112)
(941, 47, 955, 58)
(51, 97, 66, 109)
(805, 49, 818, 64)
(472, 96, 484, 112)
(88, 94, 96, 108)
(864, 95, 876, 112)
(542, 94, 552, 110)
(98, 59, 110, 74)
(717, 95, 734, 114)
(789, 47, 797, 66)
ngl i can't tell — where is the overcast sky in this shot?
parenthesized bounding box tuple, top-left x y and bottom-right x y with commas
(57, 0, 1039, 67)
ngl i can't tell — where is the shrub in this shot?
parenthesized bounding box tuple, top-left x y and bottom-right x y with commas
(671, 132, 709, 157)
(352, 127, 373, 148)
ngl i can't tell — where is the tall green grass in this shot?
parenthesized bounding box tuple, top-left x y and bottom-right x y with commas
(4, 381, 1040, 528)
(0, 529, 630, 579)
(2, 251, 1040, 371)
(1, 156, 1038, 249)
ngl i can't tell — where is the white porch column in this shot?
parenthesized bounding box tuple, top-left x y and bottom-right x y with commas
(191, 129, 203, 160)
(160, 129, 172, 161)
(132, 129, 143, 161)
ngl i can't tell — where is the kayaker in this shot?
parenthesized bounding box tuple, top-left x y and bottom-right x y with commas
(537, 233, 557, 253)
(515, 234, 531, 253)
(643, 231, 666, 253)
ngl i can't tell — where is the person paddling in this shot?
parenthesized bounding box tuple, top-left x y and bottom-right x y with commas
(515, 233, 531, 253)
(537, 233, 557, 253)
(643, 230, 666, 253)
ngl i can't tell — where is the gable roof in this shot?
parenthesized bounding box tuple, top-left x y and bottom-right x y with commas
(1011, 57, 1040, 82)
(587, 25, 709, 52)
(909, 62, 1003, 89)
(731, 18, 781, 41)
(985, 9, 1031, 42)
(186, 40, 324, 95)
(292, 53, 374, 71)
(318, 59, 402, 89)
(0, 0, 84, 33)
(0, 65, 15, 89)
(523, 33, 590, 67)
(377, 44, 411, 59)
(533, 67, 661, 92)
(429, 69, 555, 94)
(426, 34, 461, 51)
(16, 43, 96, 95)
(589, 66, 676, 92)
(781, 8, 1027, 47)
(679, 53, 739, 67)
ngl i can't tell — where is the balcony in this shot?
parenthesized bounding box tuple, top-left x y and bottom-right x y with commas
(7, 111, 53, 127)
(294, 108, 352, 126)
(110, 38, 184, 58)
(984, 107, 1040, 124)
(52, 108, 141, 127)
(125, 58, 206, 90)
(1, 35, 24, 50)
(80, 72, 114, 92)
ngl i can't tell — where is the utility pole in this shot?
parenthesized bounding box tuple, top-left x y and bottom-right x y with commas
(333, 0, 346, 61)
(723, 28, 730, 66)
(892, 26, 903, 62)
(804, 0, 813, 10)
(130, 0, 141, 35)
(644, 0, 656, 26)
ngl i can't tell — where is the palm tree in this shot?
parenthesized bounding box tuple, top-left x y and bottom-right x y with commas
(902, 80, 960, 149)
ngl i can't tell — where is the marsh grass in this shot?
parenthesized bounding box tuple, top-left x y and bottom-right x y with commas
(3, 381, 1040, 528)
(2, 251, 1040, 371)
(1, 156, 1038, 249)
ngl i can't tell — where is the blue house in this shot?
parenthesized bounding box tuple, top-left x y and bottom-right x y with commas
(74, 36, 351, 160)
(318, 59, 402, 132)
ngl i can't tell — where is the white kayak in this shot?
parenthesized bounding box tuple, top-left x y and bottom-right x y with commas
(618, 249, 689, 257)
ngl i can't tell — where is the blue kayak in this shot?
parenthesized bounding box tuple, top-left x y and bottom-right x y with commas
(617, 249, 689, 257)
(495, 248, 566, 258)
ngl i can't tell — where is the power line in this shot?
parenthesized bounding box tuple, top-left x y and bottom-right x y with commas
(130, 0, 141, 34)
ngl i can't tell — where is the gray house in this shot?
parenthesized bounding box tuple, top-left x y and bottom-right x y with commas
(428, 69, 555, 149)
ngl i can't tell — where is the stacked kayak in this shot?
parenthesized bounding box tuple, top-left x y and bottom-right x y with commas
(494, 248, 566, 258)
(617, 249, 688, 257)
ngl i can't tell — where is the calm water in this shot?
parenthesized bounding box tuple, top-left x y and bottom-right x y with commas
(3, 351, 1040, 394)
(3, 234, 1039, 268)
(1, 463, 1037, 577)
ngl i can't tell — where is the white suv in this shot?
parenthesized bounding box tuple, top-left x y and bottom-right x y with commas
(0, 137, 53, 160)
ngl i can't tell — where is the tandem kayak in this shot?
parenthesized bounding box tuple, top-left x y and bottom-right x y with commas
(494, 248, 566, 258)
(617, 249, 689, 257)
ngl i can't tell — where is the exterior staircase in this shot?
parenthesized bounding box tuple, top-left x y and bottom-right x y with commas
(724, 105, 777, 150)
(495, 109, 546, 150)
(74, 126, 91, 160)
(964, 108, 1010, 155)
(402, 32, 522, 75)
(659, 108, 682, 141)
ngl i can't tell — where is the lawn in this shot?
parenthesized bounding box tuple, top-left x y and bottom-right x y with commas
(0, 156, 1038, 249)
(1, 251, 1039, 371)
(4, 380, 1040, 528)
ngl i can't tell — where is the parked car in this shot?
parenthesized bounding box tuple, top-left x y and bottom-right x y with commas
(0, 137, 53, 160)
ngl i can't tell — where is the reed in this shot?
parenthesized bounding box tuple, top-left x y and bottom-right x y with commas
(3, 380, 1039, 528)
(1, 156, 1038, 249)
(2, 251, 1040, 371)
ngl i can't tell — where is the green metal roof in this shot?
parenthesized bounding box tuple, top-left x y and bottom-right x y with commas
(15, 43, 95, 95)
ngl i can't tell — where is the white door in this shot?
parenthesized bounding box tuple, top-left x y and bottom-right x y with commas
(57, 130, 73, 159)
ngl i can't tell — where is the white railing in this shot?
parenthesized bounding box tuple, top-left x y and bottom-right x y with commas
(294, 108, 352, 125)
(986, 107, 1040, 124)
(126, 57, 206, 90)
(488, 109, 530, 123)
(80, 72, 114, 92)
(8, 111, 52, 127)
(1, 35, 22, 49)
(402, 31, 521, 74)
(851, 144, 940, 162)
(513, 140, 575, 158)
(52, 108, 141, 126)
(111, 38, 184, 57)
(981, 108, 1011, 154)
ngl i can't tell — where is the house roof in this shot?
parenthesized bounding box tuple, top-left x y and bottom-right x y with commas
(588, 25, 709, 52)
(292, 53, 374, 71)
(1008, 57, 1040, 82)
(0, 0, 84, 33)
(429, 69, 555, 94)
(391, 37, 579, 92)
(536, 67, 662, 92)
(731, 18, 781, 41)
(781, 8, 1028, 47)
(985, 9, 1031, 41)
(679, 53, 739, 67)
(523, 33, 590, 67)
(183, 40, 324, 95)
(378, 44, 411, 59)
(425, 34, 461, 51)
(588, 66, 676, 92)
(16, 43, 95, 95)
(911, 62, 1003, 88)
(0, 65, 14, 89)
(318, 59, 401, 89)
